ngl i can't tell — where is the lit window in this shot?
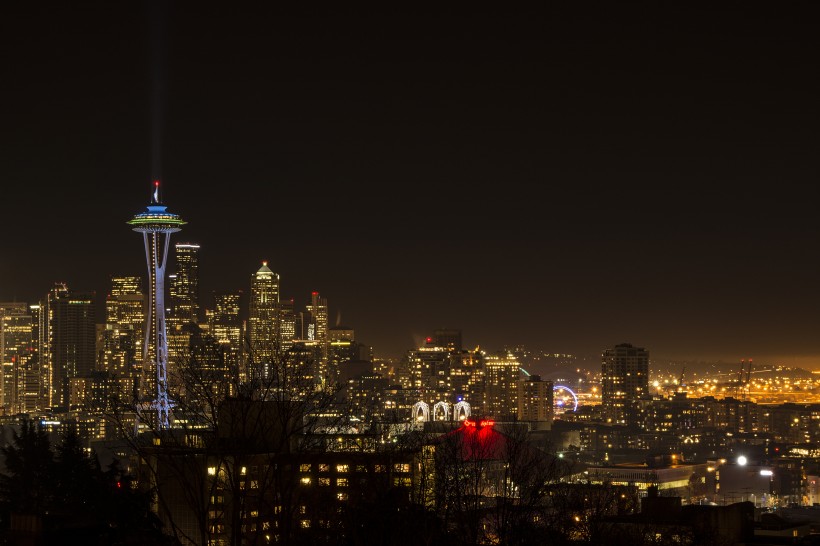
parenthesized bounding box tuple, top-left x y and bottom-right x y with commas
(300, 477, 312, 485)
(208, 467, 217, 476)
(300, 464, 311, 472)
(336, 464, 349, 473)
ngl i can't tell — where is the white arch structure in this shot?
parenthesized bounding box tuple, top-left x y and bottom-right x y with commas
(432, 401, 451, 421)
(412, 401, 430, 422)
(412, 400, 472, 422)
(453, 401, 471, 420)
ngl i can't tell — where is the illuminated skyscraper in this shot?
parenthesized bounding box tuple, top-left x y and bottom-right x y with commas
(304, 292, 329, 380)
(483, 351, 521, 420)
(601, 342, 649, 424)
(0, 302, 30, 413)
(39, 283, 96, 409)
(248, 262, 279, 365)
(304, 292, 328, 345)
(327, 325, 372, 384)
(405, 341, 452, 405)
(208, 290, 243, 389)
(128, 181, 186, 428)
(170, 243, 200, 324)
(517, 374, 554, 428)
(167, 243, 200, 364)
(102, 276, 144, 377)
(209, 292, 242, 350)
(277, 298, 296, 352)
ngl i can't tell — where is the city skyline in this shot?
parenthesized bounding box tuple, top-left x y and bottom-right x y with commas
(3, 3, 819, 364)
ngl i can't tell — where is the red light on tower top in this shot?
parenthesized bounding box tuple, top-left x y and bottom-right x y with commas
(151, 180, 161, 204)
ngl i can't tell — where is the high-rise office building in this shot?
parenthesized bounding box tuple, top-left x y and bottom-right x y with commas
(402, 330, 481, 413)
(128, 180, 186, 428)
(483, 351, 521, 420)
(327, 325, 375, 385)
(40, 283, 96, 409)
(517, 374, 554, 428)
(277, 298, 296, 352)
(405, 341, 453, 406)
(305, 292, 328, 346)
(0, 302, 31, 413)
(167, 243, 200, 366)
(601, 342, 649, 425)
(432, 328, 462, 352)
(248, 262, 280, 364)
(207, 290, 243, 389)
(102, 276, 144, 378)
(303, 292, 328, 375)
(170, 243, 200, 325)
(27, 304, 42, 413)
(209, 292, 242, 350)
(449, 349, 484, 413)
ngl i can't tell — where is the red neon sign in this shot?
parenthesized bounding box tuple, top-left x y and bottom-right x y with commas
(462, 419, 494, 428)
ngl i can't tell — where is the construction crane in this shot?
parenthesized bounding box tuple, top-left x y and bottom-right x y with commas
(744, 359, 753, 400)
(735, 359, 745, 399)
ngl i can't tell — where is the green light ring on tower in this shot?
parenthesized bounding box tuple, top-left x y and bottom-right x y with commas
(128, 208, 186, 230)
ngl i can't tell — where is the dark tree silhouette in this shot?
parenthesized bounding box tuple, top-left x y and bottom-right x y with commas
(0, 417, 170, 545)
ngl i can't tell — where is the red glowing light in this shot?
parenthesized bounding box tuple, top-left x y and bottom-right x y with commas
(462, 418, 494, 429)
(154, 180, 160, 186)
(426, 337, 432, 343)
(116, 481, 122, 488)
(312, 291, 318, 296)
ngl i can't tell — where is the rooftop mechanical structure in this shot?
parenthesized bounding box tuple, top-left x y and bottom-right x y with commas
(128, 181, 186, 428)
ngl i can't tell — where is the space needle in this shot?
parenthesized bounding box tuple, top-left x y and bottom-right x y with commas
(128, 180, 186, 428)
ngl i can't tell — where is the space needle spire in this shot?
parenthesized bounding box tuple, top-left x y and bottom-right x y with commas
(128, 180, 186, 428)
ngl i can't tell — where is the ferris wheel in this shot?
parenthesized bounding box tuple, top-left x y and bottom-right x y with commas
(553, 385, 579, 414)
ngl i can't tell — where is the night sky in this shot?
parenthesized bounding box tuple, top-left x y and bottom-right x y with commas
(2, 3, 818, 366)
